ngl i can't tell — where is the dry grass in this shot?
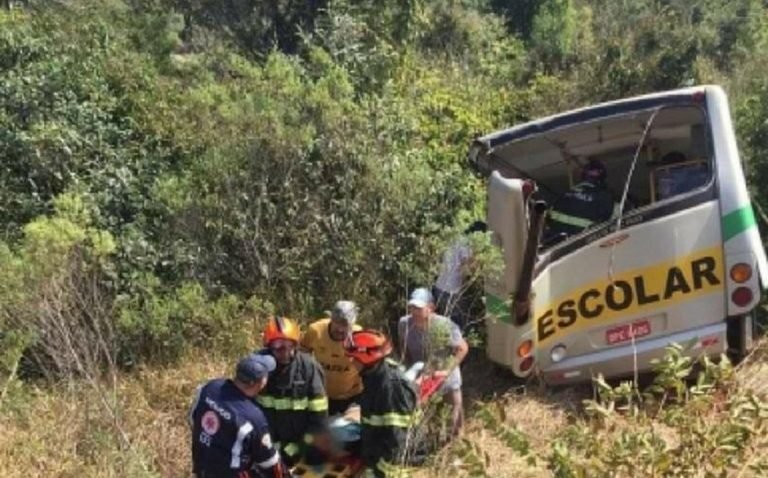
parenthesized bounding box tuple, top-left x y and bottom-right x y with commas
(418, 391, 573, 478)
(0, 353, 230, 478)
(734, 339, 768, 396)
(414, 352, 588, 477)
(0, 348, 583, 478)
(421, 340, 768, 477)
(2, 342, 768, 477)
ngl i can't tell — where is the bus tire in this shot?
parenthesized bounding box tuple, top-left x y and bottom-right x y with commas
(726, 313, 754, 363)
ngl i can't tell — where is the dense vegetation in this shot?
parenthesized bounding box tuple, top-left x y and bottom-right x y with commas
(4, 0, 768, 368)
(2, 0, 768, 476)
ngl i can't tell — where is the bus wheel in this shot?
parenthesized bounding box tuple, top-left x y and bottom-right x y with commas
(726, 313, 754, 363)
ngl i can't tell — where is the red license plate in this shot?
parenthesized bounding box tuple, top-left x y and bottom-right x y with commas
(606, 320, 651, 345)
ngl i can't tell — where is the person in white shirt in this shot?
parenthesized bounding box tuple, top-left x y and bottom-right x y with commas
(398, 288, 468, 436)
(433, 221, 486, 330)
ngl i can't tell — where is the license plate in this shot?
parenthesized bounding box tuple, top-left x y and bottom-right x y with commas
(606, 320, 651, 345)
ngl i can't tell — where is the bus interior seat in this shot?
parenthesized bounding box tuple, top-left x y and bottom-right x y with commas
(650, 158, 710, 201)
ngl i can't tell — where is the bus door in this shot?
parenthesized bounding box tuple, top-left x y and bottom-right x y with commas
(485, 172, 534, 373)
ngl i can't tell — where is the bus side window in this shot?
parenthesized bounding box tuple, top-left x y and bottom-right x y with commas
(651, 159, 709, 202)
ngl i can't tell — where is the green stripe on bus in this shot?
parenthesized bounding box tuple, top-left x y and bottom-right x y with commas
(486, 293, 512, 324)
(722, 205, 757, 241)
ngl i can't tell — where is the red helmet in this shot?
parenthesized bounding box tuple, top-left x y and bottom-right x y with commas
(262, 316, 301, 346)
(344, 330, 392, 366)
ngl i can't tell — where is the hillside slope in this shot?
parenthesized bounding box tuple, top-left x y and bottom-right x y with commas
(2, 340, 767, 477)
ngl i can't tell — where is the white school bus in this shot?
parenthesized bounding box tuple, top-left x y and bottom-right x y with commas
(469, 85, 768, 385)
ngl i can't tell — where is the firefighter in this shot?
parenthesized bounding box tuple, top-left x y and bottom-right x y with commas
(344, 330, 417, 478)
(256, 316, 328, 467)
(300, 300, 364, 415)
(189, 353, 290, 478)
(547, 159, 614, 241)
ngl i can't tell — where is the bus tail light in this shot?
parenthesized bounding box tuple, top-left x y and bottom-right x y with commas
(730, 263, 752, 283)
(732, 287, 753, 307)
(517, 340, 533, 358)
(519, 356, 535, 372)
(522, 180, 536, 198)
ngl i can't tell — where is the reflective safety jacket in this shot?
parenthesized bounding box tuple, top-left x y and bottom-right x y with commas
(359, 358, 418, 478)
(256, 350, 328, 463)
(548, 181, 614, 237)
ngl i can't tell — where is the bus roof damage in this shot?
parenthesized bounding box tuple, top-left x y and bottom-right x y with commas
(469, 87, 708, 173)
(469, 87, 710, 209)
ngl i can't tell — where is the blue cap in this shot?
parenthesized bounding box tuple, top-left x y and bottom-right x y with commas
(235, 354, 276, 383)
(408, 287, 434, 308)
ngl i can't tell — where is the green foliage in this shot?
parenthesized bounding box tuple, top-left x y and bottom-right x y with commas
(529, 0, 576, 69)
(0, 0, 768, 375)
(548, 344, 767, 477)
(116, 277, 266, 364)
(4, 1, 768, 476)
(0, 191, 113, 377)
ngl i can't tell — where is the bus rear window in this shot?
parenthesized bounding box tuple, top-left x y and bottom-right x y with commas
(485, 105, 712, 247)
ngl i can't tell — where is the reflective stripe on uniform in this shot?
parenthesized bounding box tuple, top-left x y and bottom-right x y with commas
(362, 412, 413, 428)
(257, 395, 327, 412)
(384, 358, 405, 371)
(282, 442, 300, 457)
(307, 396, 328, 412)
(230, 421, 254, 468)
(549, 210, 594, 228)
(257, 395, 306, 410)
(376, 458, 411, 477)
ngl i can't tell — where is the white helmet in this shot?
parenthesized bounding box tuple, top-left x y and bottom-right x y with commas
(331, 300, 358, 325)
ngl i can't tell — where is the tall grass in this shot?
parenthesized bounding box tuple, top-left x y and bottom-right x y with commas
(2, 343, 768, 477)
(0, 354, 229, 477)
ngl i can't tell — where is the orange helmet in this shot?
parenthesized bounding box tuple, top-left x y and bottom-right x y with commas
(263, 316, 300, 346)
(344, 330, 392, 366)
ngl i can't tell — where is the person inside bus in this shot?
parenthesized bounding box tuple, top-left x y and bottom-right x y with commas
(545, 159, 614, 243)
(433, 220, 487, 331)
(655, 151, 710, 200)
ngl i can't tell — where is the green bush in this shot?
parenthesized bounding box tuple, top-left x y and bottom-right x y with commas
(549, 344, 768, 477)
(2, 0, 768, 373)
(116, 277, 268, 364)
